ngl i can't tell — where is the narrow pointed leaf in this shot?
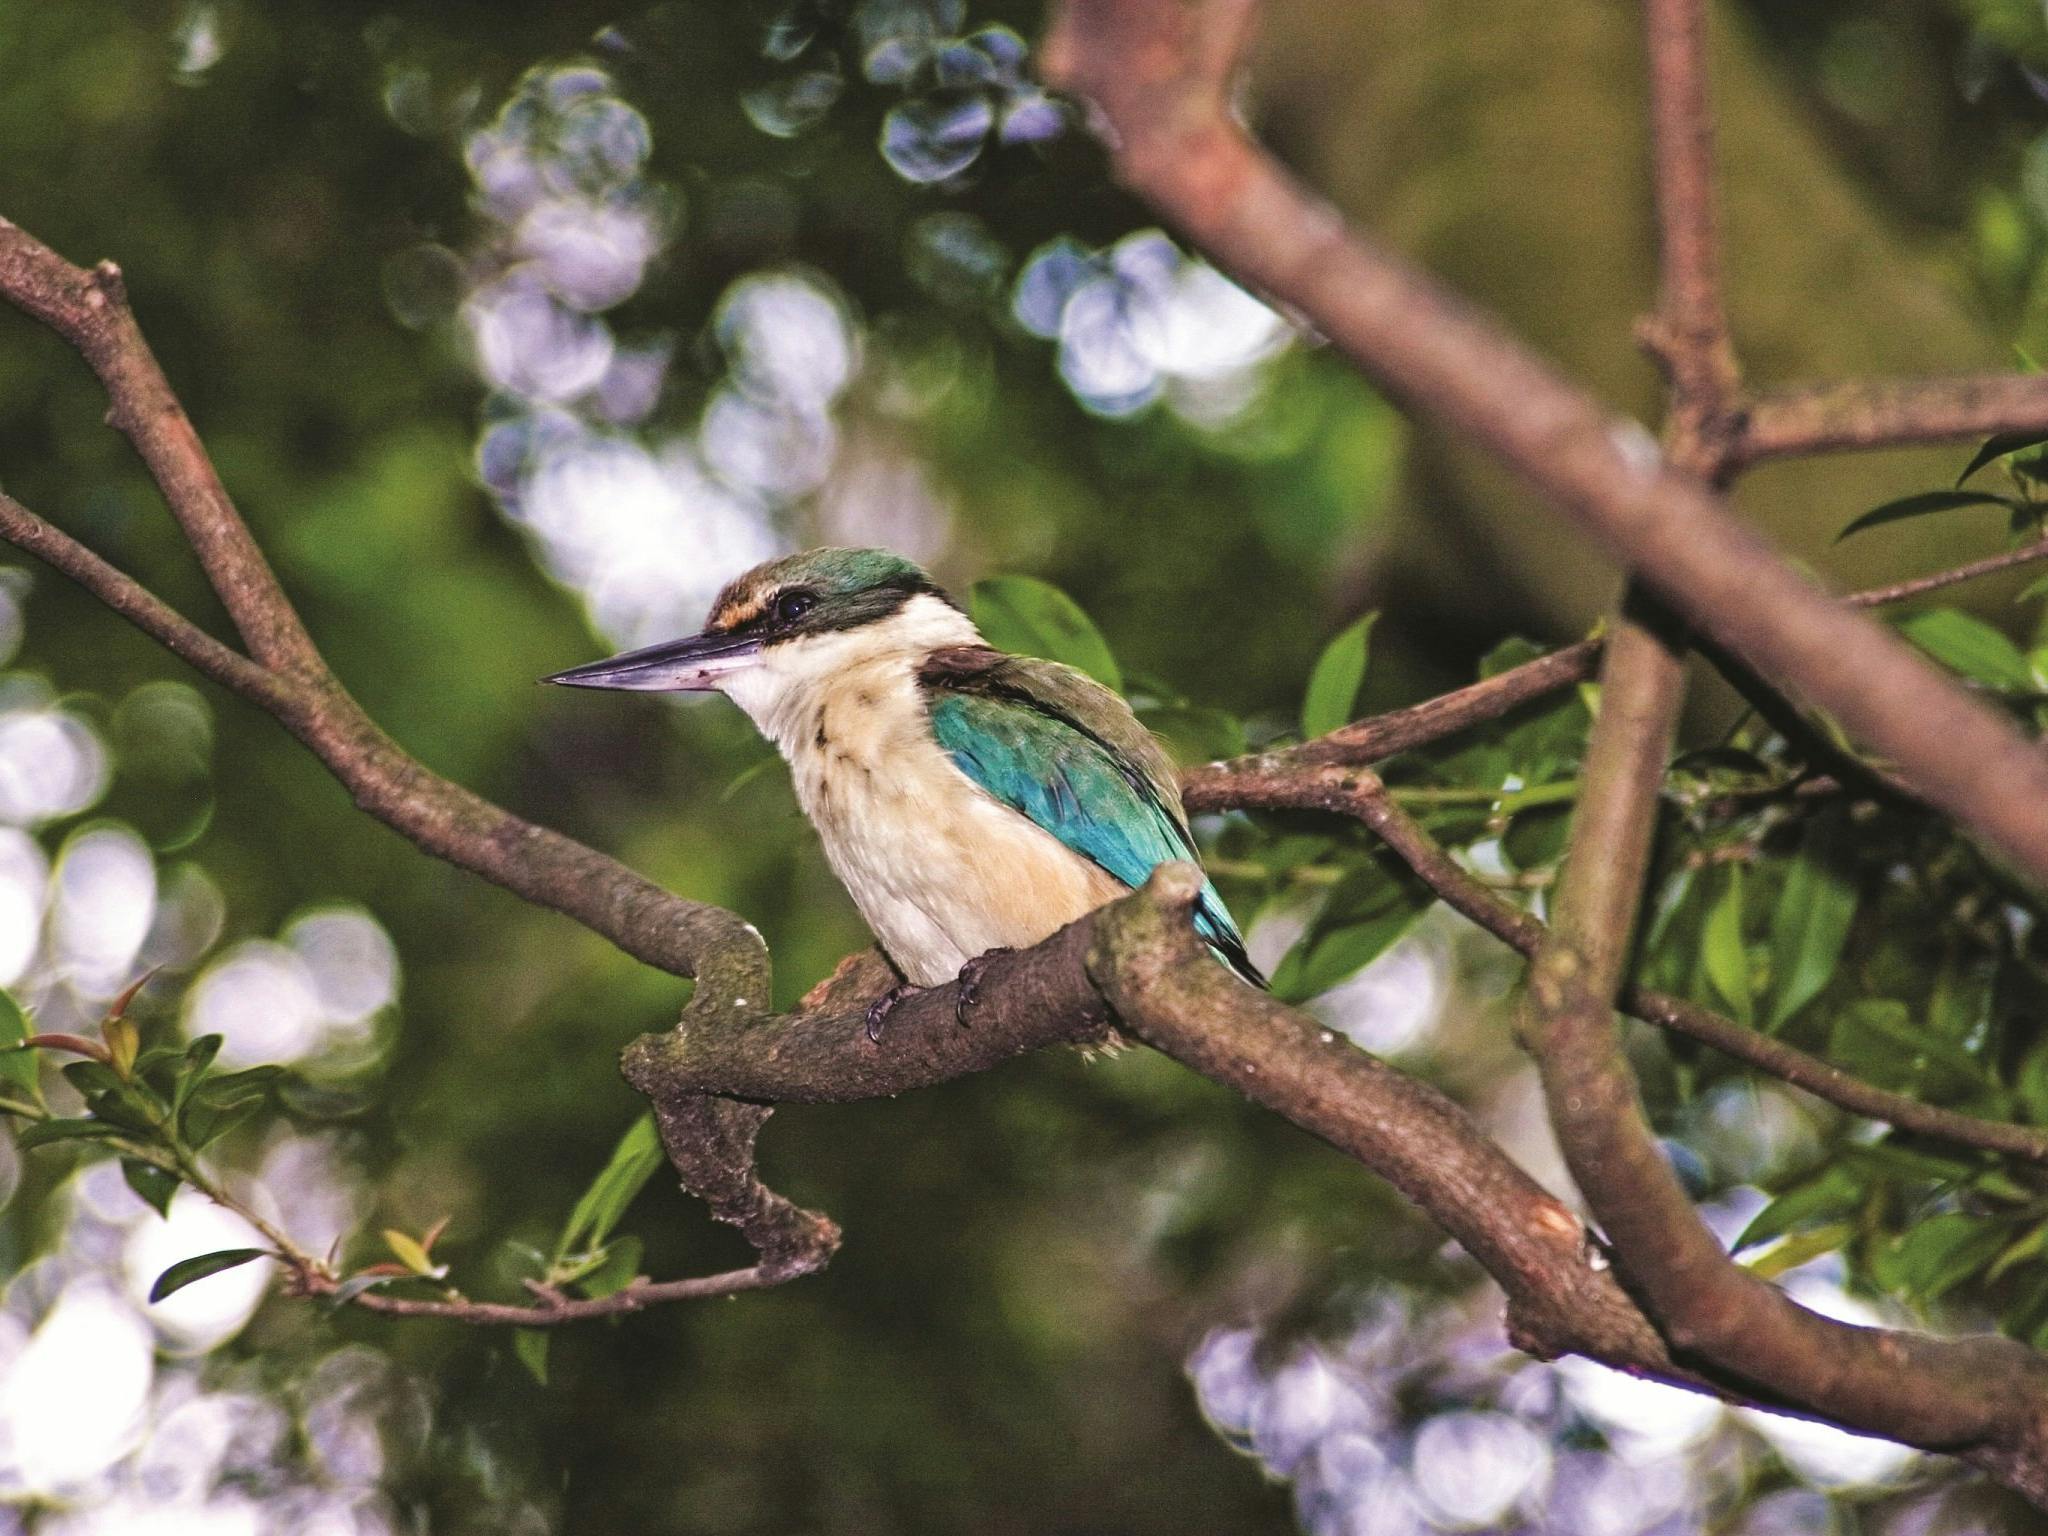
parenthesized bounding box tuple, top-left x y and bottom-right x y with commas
(555, 1115, 664, 1264)
(148, 1247, 270, 1302)
(383, 1228, 440, 1277)
(1745, 1222, 1854, 1281)
(182, 1098, 265, 1152)
(1267, 864, 1432, 1004)
(1733, 1166, 1864, 1252)
(327, 1271, 402, 1307)
(1837, 490, 2015, 542)
(1702, 864, 1753, 1024)
(1959, 431, 2048, 485)
(1300, 614, 1377, 740)
(574, 1235, 643, 1300)
(171, 1035, 223, 1118)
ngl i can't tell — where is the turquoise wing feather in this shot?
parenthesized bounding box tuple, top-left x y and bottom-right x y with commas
(919, 648, 1262, 985)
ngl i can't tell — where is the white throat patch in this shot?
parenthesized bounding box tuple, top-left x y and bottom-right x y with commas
(715, 591, 981, 748)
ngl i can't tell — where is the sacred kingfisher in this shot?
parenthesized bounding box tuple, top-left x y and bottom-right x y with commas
(545, 548, 1261, 1030)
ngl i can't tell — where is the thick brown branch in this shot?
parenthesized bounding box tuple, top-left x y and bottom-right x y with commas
(1090, 866, 1686, 1377)
(1743, 374, 2048, 464)
(1041, 0, 2048, 894)
(629, 870, 1741, 1392)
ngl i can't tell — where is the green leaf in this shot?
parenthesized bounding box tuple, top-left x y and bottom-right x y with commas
(172, 1036, 223, 1117)
(1764, 816, 1858, 1033)
(1959, 430, 2048, 485)
(1836, 489, 2015, 542)
(181, 1097, 265, 1152)
(1988, 1221, 2048, 1284)
(0, 989, 37, 1102)
(148, 1247, 270, 1303)
(1478, 636, 1546, 677)
(1501, 802, 1571, 872)
(555, 1115, 664, 1265)
(1702, 863, 1753, 1025)
(1896, 608, 2035, 692)
(327, 1271, 402, 1307)
(121, 1158, 180, 1218)
(1268, 863, 1432, 1004)
(969, 576, 1122, 691)
(14, 1117, 126, 1150)
(178, 1063, 284, 1148)
(1841, 1138, 1979, 1186)
(1300, 614, 1377, 740)
(1745, 1222, 1853, 1281)
(512, 1328, 550, 1386)
(75, 1066, 175, 1126)
(1733, 1166, 1864, 1252)
(1874, 1212, 2009, 1304)
(575, 1234, 643, 1300)
(191, 1064, 284, 1100)
(383, 1229, 441, 1277)
(1831, 1001, 1991, 1094)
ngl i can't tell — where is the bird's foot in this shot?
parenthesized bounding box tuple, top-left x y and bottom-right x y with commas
(955, 948, 1014, 1028)
(864, 981, 918, 1044)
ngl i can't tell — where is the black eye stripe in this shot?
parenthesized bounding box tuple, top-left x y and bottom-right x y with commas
(733, 573, 961, 640)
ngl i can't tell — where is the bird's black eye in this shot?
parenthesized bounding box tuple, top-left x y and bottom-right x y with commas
(774, 591, 817, 624)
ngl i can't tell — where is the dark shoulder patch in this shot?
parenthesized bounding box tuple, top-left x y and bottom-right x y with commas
(917, 645, 1009, 686)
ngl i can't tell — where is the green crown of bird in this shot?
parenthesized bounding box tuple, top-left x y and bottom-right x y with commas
(546, 547, 1263, 1035)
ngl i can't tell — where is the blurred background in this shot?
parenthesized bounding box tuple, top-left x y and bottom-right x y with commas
(3, 0, 2048, 1531)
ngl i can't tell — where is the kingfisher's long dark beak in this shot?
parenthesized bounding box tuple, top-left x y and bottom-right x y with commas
(543, 631, 763, 692)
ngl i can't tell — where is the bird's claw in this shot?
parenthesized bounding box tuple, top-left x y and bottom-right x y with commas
(955, 948, 1014, 1028)
(864, 981, 916, 1044)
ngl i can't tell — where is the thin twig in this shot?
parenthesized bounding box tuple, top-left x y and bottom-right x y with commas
(1846, 537, 2048, 608)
